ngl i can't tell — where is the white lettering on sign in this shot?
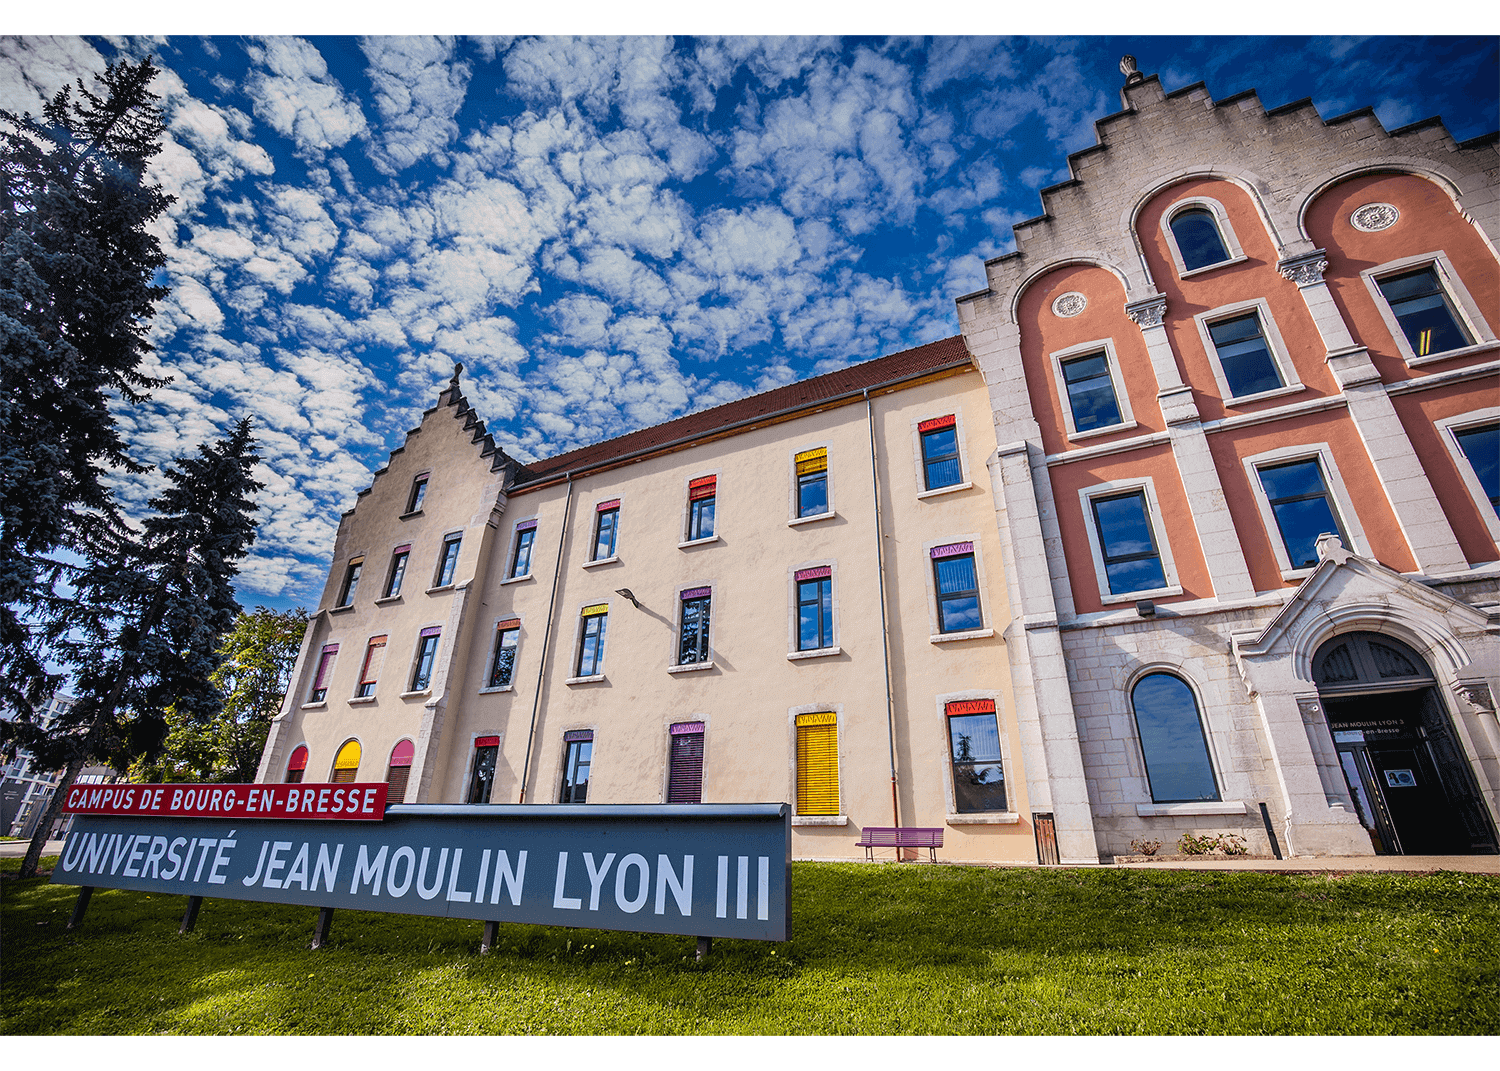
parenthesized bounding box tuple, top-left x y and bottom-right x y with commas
(716, 855, 771, 921)
(553, 851, 582, 910)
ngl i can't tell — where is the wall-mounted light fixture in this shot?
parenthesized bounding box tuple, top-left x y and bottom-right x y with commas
(615, 588, 641, 609)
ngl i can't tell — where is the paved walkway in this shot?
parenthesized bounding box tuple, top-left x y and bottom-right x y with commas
(0, 839, 65, 859)
(1110, 854, 1500, 874)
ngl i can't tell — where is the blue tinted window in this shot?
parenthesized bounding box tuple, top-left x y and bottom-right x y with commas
(798, 472, 827, 517)
(1061, 352, 1122, 432)
(921, 426, 962, 488)
(594, 508, 618, 560)
(798, 577, 832, 650)
(1208, 312, 1283, 398)
(1132, 674, 1219, 803)
(948, 712, 1006, 813)
(1170, 208, 1230, 271)
(510, 528, 535, 577)
(688, 496, 715, 540)
(1091, 492, 1167, 594)
(1258, 459, 1345, 569)
(577, 613, 607, 676)
(1377, 267, 1472, 358)
(1454, 424, 1498, 511)
(933, 553, 981, 633)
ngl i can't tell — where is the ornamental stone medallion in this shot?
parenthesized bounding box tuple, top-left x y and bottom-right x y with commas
(1052, 291, 1087, 318)
(1350, 202, 1399, 232)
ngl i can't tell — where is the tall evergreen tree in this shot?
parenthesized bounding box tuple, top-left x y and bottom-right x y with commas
(12, 419, 262, 878)
(0, 58, 172, 718)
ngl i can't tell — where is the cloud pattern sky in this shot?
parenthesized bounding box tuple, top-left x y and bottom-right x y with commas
(1, 34, 1495, 611)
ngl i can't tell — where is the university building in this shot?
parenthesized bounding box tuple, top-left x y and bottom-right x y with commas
(257, 61, 1500, 863)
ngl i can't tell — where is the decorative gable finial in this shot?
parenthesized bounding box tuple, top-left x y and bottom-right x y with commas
(1120, 55, 1143, 85)
(1315, 532, 1352, 566)
(450, 362, 464, 387)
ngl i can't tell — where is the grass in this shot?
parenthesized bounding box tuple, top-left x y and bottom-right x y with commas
(3, 855, 1498, 1035)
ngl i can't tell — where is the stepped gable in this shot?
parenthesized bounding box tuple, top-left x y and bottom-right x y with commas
(517, 335, 972, 485)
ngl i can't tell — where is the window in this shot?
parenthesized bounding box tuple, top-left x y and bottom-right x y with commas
(331, 739, 361, 785)
(386, 740, 414, 804)
(1207, 310, 1284, 398)
(1131, 673, 1219, 803)
(309, 644, 338, 703)
(1256, 457, 1348, 570)
(678, 587, 711, 664)
(285, 745, 309, 784)
(410, 627, 441, 691)
(687, 476, 716, 540)
(487, 619, 520, 689)
(1376, 266, 1473, 359)
(795, 712, 839, 816)
(577, 604, 608, 677)
(593, 500, 620, 560)
(795, 567, 833, 651)
(337, 558, 363, 607)
(945, 699, 1006, 813)
(931, 543, 982, 633)
(384, 545, 410, 598)
(1453, 422, 1499, 513)
(795, 448, 829, 517)
(667, 722, 705, 804)
(1169, 207, 1230, 271)
(1090, 491, 1168, 594)
(467, 736, 499, 804)
(434, 534, 462, 587)
(355, 636, 387, 697)
(919, 416, 962, 489)
(406, 474, 428, 514)
(509, 520, 536, 578)
(560, 730, 593, 803)
(1060, 352, 1123, 433)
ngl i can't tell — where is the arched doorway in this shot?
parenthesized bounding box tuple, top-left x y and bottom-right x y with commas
(1314, 632, 1497, 854)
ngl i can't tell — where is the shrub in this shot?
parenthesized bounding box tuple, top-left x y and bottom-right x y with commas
(1177, 832, 1249, 856)
(1127, 838, 1161, 856)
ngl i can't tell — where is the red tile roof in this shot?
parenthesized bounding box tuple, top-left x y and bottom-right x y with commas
(516, 335, 972, 485)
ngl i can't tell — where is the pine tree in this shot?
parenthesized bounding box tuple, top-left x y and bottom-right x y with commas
(13, 419, 262, 878)
(0, 58, 173, 719)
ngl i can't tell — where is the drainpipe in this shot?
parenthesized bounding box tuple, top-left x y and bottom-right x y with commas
(518, 472, 574, 803)
(865, 389, 901, 827)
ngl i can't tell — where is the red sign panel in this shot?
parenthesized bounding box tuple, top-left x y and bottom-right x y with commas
(62, 782, 388, 821)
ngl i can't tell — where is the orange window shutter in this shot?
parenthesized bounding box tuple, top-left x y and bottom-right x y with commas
(795, 712, 839, 815)
(361, 637, 388, 684)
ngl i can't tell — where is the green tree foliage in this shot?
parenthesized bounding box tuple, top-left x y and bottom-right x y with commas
(0, 58, 172, 718)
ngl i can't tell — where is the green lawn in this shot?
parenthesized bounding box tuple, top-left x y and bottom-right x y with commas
(3, 857, 1497, 1035)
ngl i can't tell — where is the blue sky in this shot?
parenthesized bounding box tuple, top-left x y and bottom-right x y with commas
(1, 32, 1495, 614)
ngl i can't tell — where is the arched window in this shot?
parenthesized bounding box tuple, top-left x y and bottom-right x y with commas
(386, 739, 414, 803)
(1131, 673, 1220, 803)
(1170, 207, 1231, 271)
(284, 744, 308, 784)
(332, 739, 361, 783)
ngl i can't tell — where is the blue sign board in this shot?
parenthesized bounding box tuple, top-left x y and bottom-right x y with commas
(50, 803, 791, 941)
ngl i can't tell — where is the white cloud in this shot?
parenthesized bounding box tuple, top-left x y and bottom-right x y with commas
(360, 35, 471, 172)
(244, 36, 369, 156)
(0, 35, 104, 115)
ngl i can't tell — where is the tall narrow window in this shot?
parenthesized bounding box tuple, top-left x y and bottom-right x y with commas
(1169, 207, 1230, 271)
(488, 619, 520, 689)
(285, 745, 309, 784)
(467, 736, 499, 804)
(795, 567, 833, 651)
(1131, 673, 1219, 803)
(1257, 458, 1348, 569)
(560, 730, 593, 803)
(687, 476, 716, 540)
(384, 545, 410, 598)
(932, 543, 982, 633)
(667, 722, 705, 804)
(1060, 352, 1123, 433)
(435, 534, 462, 587)
(795, 712, 839, 816)
(1208, 311, 1284, 398)
(919, 416, 963, 489)
(337, 558, 363, 606)
(593, 500, 620, 560)
(678, 588, 712, 665)
(331, 739, 361, 784)
(510, 520, 536, 578)
(356, 635, 387, 697)
(577, 605, 608, 676)
(1090, 491, 1167, 594)
(410, 627, 441, 691)
(795, 448, 829, 517)
(406, 474, 429, 514)
(1453, 423, 1499, 512)
(946, 699, 1006, 813)
(386, 740, 414, 803)
(1377, 267, 1473, 358)
(309, 644, 338, 703)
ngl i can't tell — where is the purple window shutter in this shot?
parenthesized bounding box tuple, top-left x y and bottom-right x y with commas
(419, 626, 442, 638)
(795, 566, 832, 581)
(667, 731, 704, 804)
(564, 729, 594, 743)
(930, 541, 974, 559)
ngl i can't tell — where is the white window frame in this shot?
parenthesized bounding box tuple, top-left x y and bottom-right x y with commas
(1435, 407, 1500, 545)
(909, 412, 974, 497)
(1047, 338, 1137, 442)
(584, 495, 624, 566)
(1360, 250, 1497, 367)
(1077, 477, 1184, 604)
(787, 559, 840, 659)
(502, 516, 540, 583)
(1242, 442, 1371, 581)
(1161, 195, 1248, 278)
(669, 581, 716, 672)
(1125, 665, 1230, 812)
(679, 470, 723, 547)
(788, 441, 835, 525)
(1192, 297, 1304, 405)
(922, 534, 996, 641)
(787, 702, 846, 825)
(479, 614, 524, 694)
(566, 601, 610, 684)
(935, 691, 1019, 825)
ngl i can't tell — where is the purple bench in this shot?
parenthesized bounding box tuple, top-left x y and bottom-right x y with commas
(855, 826, 943, 863)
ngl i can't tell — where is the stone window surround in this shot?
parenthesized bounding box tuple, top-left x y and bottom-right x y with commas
(1124, 665, 1225, 807)
(788, 439, 835, 522)
(1159, 194, 1249, 279)
(1076, 476, 1184, 605)
(934, 689, 1019, 825)
(588, 494, 624, 563)
(920, 533, 996, 641)
(552, 725, 597, 804)
(679, 468, 722, 545)
(502, 514, 540, 582)
(1191, 296, 1306, 406)
(908, 409, 974, 495)
(479, 613, 524, 694)
(1046, 337, 1139, 442)
(1240, 441, 1372, 581)
(1434, 406, 1500, 545)
(1359, 250, 1497, 368)
(567, 599, 611, 681)
(462, 730, 503, 804)
(787, 558, 839, 657)
(672, 579, 717, 669)
(658, 714, 711, 804)
(786, 701, 846, 824)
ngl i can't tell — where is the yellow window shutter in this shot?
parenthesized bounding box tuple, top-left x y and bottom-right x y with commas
(795, 712, 839, 815)
(795, 447, 828, 476)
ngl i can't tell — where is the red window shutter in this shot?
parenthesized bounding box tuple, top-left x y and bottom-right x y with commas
(918, 414, 957, 433)
(689, 475, 716, 501)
